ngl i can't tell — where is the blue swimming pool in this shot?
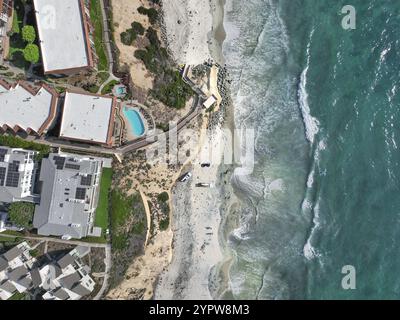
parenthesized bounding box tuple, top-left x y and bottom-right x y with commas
(123, 107, 145, 137)
(115, 86, 125, 95)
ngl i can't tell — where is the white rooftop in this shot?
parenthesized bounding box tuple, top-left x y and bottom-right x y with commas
(60, 92, 114, 145)
(203, 95, 217, 109)
(0, 82, 55, 133)
(33, 0, 90, 73)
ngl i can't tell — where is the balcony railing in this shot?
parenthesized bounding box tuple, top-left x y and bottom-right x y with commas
(0, 13, 8, 22)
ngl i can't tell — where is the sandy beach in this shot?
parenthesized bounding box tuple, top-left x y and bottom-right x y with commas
(155, 124, 227, 300)
(152, 0, 231, 300)
(106, 0, 230, 300)
(161, 0, 226, 64)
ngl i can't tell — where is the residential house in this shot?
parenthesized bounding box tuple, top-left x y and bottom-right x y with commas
(0, 79, 59, 136)
(39, 246, 95, 300)
(59, 90, 117, 147)
(0, 242, 95, 300)
(33, 0, 98, 75)
(0, 241, 33, 300)
(33, 153, 104, 239)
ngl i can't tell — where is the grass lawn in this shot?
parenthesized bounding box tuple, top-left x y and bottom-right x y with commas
(8, 292, 26, 300)
(97, 71, 110, 84)
(81, 236, 108, 244)
(0, 230, 24, 237)
(0, 235, 21, 243)
(110, 190, 146, 250)
(90, 0, 108, 71)
(94, 168, 113, 234)
(101, 80, 119, 95)
(87, 84, 100, 94)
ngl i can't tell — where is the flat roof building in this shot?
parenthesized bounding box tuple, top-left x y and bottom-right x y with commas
(33, 153, 104, 239)
(0, 241, 33, 300)
(0, 242, 95, 300)
(0, 79, 58, 135)
(59, 91, 117, 147)
(203, 95, 217, 110)
(0, 147, 38, 204)
(33, 0, 96, 74)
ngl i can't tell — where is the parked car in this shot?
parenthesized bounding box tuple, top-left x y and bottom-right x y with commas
(201, 162, 211, 168)
(179, 172, 192, 182)
(196, 183, 212, 188)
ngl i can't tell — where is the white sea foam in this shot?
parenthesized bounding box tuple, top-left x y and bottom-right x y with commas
(268, 178, 285, 192)
(222, 0, 311, 298)
(231, 225, 251, 241)
(380, 47, 391, 62)
(303, 201, 322, 260)
(302, 138, 327, 260)
(301, 198, 313, 211)
(306, 170, 314, 189)
(298, 29, 320, 145)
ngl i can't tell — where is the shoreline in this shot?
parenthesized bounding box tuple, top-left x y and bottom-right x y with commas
(113, 0, 232, 300)
(154, 0, 240, 300)
(208, 0, 227, 64)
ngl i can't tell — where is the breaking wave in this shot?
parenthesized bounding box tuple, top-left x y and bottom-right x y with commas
(298, 29, 320, 145)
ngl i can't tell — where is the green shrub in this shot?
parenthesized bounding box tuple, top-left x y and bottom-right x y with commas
(21, 25, 36, 43)
(151, 70, 193, 109)
(137, 6, 147, 15)
(137, 6, 158, 25)
(11, 9, 20, 34)
(131, 22, 145, 35)
(23, 44, 39, 63)
(133, 28, 168, 74)
(86, 84, 99, 93)
(146, 27, 159, 46)
(55, 86, 66, 94)
(157, 192, 169, 202)
(101, 80, 119, 95)
(156, 123, 169, 132)
(120, 22, 144, 46)
(159, 218, 169, 231)
(120, 31, 136, 46)
(0, 135, 50, 160)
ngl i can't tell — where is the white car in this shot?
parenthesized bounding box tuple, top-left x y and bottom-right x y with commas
(179, 172, 192, 182)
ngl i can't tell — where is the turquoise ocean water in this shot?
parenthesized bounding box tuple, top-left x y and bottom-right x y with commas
(222, 0, 400, 299)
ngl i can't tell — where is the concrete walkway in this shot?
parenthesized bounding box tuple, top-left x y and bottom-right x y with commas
(99, 0, 118, 78)
(94, 244, 112, 300)
(0, 232, 108, 248)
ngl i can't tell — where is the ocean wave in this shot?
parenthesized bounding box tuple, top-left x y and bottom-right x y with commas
(298, 28, 327, 261)
(301, 138, 327, 261)
(231, 224, 251, 241)
(303, 200, 322, 261)
(298, 29, 320, 145)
